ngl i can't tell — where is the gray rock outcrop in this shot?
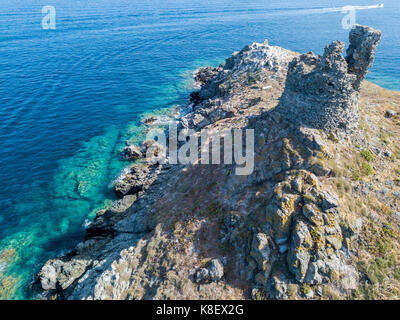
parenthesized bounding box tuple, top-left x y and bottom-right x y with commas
(114, 163, 162, 198)
(196, 259, 224, 283)
(194, 66, 220, 86)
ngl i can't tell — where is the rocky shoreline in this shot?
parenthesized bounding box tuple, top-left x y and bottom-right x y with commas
(35, 25, 400, 300)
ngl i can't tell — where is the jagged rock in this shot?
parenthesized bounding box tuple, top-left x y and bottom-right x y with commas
(304, 254, 344, 285)
(85, 207, 121, 240)
(114, 163, 161, 198)
(304, 261, 325, 284)
(269, 275, 288, 299)
(123, 145, 142, 160)
(287, 184, 344, 286)
(287, 220, 312, 282)
(310, 163, 331, 176)
(250, 233, 272, 276)
(38, 264, 58, 291)
(193, 40, 295, 104)
(109, 195, 137, 214)
(191, 113, 206, 128)
(114, 165, 150, 197)
(141, 139, 165, 161)
(37, 258, 90, 292)
(346, 25, 382, 90)
(209, 259, 224, 282)
(196, 268, 209, 283)
(195, 67, 220, 86)
(304, 288, 314, 299)
(266, 194, 298, 239)
(317, 191, 339, 211)
(302, 203, 324, 226)
(276, 25, 381, 135)
(196, 259, 224, 283)
(291, 178, 303, 193)
(385, 109, 397, 118)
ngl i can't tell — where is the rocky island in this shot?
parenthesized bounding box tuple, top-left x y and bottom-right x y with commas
(35, 25, 400, 300)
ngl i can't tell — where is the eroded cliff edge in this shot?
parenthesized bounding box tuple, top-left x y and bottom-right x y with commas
(35, 25, 400, 300)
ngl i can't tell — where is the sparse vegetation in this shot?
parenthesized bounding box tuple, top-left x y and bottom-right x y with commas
(328, 132, 339, 143)
(361, 149, 374, 162)
(352, 170, 361, 181)
(301, 283, 311, 296)
(253, 287, 268, 300)
(361, 162, 374, 176)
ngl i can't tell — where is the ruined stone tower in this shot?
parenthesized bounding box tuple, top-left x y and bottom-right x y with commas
(276, 25, 381, 135)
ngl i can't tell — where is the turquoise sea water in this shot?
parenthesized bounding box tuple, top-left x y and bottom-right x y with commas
(0, 0, 399, 299)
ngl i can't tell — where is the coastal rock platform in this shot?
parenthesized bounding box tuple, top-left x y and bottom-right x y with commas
(35, 25, 400, 300)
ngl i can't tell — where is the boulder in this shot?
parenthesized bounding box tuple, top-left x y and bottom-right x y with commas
(123, 145, 142, 160)
(114, 163, 160, 198)
(194, 67, 219, 86)
(196, 268, 209, 283)
(268, 272, 291, 300)
(37, 258, 90, 292)
(287, 220, 312, 282)
(385, 109, 397, 118)
(196, 259, 224, 283)
(141, 139, 165, 161)
(208, 259, 224, 282)
(109, 195, 137, 214)
(317, 191, 339, 211)
(250, 233, 272, 274)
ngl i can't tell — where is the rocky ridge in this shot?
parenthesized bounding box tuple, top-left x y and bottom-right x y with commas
(34, 25, 400, 300)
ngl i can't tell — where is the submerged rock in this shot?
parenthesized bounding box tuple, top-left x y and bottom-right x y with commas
(142, 116, 157, 126)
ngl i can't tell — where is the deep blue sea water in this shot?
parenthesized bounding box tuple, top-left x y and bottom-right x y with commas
(0, 0, 399, 299)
